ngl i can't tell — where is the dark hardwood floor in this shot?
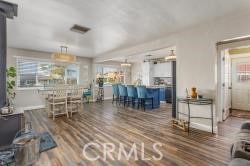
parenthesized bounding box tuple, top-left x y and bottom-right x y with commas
(24, 101, 246, 166)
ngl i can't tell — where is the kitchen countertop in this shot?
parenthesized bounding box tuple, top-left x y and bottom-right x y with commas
(148, 85, 172, 88)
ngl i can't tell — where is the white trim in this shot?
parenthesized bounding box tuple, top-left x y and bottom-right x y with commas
(95, 63, 121, 68)
(104, 97, 113, 100)
(190, 122, 218, 134)
(216, 47, 224, 122)
(17, 105, 45, 112)
(14, 56, 81, 65)
(16, 87, 41, 91)
(216, 39, 250, 122)
(16, 57, 81, 88)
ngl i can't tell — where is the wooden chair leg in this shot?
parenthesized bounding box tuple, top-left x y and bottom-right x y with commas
(151, 98, 153, 109)
(127, 97, 129, 107)
(66, 101, 69, 118)
(71, 102, 73, 117)
(137, 99, 140, 109)
(48, 103, 51, 117)
(124, 96, 126, 107)
(141, 99, 143, 108)
(53, 104, 55, 120)
(143, 99, 145, 111)
(81, 100, 83, 111)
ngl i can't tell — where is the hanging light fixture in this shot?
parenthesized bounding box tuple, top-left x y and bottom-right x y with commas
(165, 50, 176, 61)
(52, 46, 76, 63)
(121, 59, 131, 67)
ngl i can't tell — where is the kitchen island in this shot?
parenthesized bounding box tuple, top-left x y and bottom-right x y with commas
(145, 86, 172, 109)
(145, 87, 160, 109)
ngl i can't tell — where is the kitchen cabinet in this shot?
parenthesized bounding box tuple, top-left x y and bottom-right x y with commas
(153, 62, 172, 78)
(159, 87, 172, 103)
(142, 62, 153, 86)
(166, 87, 172, 103)
(159, 88, 166, 101)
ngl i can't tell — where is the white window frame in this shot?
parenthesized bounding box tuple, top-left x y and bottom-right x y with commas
(16, 56, 80, 89)
(95, 64, 123, 86)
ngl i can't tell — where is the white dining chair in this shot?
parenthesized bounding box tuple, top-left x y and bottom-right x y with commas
(48, 86, 69, 120)
(68, 85, 84, 117)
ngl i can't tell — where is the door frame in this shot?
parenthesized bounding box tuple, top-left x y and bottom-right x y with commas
(216, 39, 250, 122)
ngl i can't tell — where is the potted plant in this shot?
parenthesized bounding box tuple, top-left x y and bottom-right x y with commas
(6, 66, 17, 110)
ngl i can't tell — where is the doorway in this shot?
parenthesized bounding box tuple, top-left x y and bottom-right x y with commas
(218, 42, 250, 121)
(231, 56, 250, 111)
(221, 49, 232, 120)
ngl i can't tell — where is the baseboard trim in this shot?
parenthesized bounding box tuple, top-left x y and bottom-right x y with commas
(17, 105, 45, 112)
(104, 97, 113, 100)
(190, 122, 217, 133)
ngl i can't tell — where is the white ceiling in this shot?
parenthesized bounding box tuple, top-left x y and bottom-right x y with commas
(6, 0, 250, 58)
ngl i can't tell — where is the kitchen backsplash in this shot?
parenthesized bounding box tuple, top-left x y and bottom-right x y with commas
(153, 77, 172, 85)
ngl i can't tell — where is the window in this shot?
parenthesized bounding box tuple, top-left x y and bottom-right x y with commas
(95, 65, 124, 85)
(66, 64, 79, 84)
(17, 58, 79, 88)
(18, 59, 38, 87)
(237, 63, 250, 82)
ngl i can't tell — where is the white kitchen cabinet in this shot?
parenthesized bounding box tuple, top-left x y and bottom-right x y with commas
(141, 62, 154, 86)
(153, 62, 172, 77)
(142, 62, 150, 86)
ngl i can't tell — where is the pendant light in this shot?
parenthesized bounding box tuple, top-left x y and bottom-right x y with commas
(52, 46, 76, 63)
(165, 50, 176, 61)
(121, 59, 131, 67)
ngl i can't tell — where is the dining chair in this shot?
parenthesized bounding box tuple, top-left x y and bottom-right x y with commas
(83, 88, 92, 103)
(136, 86, 154, 110)
(48, 87, 68, 120)
(118, 85, 128, 107)
(38, 86, 53, 115)
(112, 84, 120, 105)
(68, 85, 84, 117)
(127, 85, 138, 108)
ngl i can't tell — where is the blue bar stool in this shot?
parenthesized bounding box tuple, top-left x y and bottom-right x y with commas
(112, 84, 120, 105)
(137, 86, 153, 110)
(127, 85, 138, 108)
(118, 85, 128, 107)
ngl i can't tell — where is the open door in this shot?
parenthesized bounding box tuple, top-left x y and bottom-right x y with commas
(222, 50, 232, 120)
(217, 38, 250, 122)
(232, 57, 250, 111)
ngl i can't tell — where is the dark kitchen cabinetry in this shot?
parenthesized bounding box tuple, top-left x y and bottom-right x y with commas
(159, 87, 172, 103)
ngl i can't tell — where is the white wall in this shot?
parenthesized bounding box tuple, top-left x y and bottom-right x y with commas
(131, 61, 154, 86)
(7, 47, 93, 110)
(131, 62, 143, 84)
(94, 11, 250, 132)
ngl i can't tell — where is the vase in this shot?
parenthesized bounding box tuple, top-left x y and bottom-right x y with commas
(191, 87, 197, 99)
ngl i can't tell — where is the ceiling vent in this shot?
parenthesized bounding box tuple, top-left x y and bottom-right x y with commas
(70, 24, 90, 34)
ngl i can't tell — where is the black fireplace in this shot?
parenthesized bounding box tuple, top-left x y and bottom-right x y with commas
(0, 1, 17, 108)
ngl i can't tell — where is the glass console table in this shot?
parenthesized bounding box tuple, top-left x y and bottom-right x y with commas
(177, 97, 214, 134)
